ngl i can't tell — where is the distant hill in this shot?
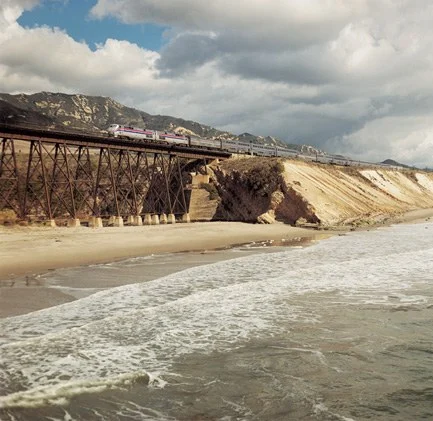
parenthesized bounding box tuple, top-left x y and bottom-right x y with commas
(0, 91, 323, 153)
(380, 159, 411, 168)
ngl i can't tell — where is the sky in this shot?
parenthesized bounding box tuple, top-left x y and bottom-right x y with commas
(1, 0, 433, 167)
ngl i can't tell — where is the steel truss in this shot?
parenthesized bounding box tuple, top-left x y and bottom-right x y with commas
(0, 137, 210, 222)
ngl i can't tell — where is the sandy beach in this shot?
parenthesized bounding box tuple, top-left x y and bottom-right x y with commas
(0, 222, 331, 280)
(0, 221, 334, 317)
(1, 210, 432, 317)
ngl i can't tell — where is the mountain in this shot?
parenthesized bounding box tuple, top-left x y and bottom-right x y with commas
(0, 91, 320, 152)
(0, 99, 57, 127)
(380, 159, 411, 168)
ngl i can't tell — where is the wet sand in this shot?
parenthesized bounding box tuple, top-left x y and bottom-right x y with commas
(1, 211, 432, 318)
(0, 243, 313, 318)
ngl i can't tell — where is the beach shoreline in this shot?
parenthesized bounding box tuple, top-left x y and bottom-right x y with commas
(1, 209, 432, 317)
(0, 221, 335, 317)
(0, 221, 335, 282)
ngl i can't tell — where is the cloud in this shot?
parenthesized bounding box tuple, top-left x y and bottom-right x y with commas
(0, 0, 432, 167)
(0, 0, 39, 42)
(0, 1, 161, 95)
(156, 31, 219, 77)
(0, 25, 160, 94)
(90, 0, 363, 49)
(327, 116, 433, 168)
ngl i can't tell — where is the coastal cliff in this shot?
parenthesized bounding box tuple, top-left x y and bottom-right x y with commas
(191, 157, 433, 226)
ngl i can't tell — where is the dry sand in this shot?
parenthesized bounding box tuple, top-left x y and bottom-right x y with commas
(1, 210, 432, 317)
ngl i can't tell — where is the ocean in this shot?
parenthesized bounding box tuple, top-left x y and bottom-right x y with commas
(1, 222, 432, 420)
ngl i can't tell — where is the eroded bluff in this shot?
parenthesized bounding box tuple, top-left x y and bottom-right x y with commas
(189, 157, 433, 226)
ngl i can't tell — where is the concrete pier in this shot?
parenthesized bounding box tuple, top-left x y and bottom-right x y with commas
(67, 218, 81, 228)
(151, 214, 160, 225)
(46, 219, 56, 227)
(126, 215, 143, 226)
(143, 213, 152, 225)
(113, 216, 124, 227)
(160, 213, 168, 224)
(181, 213, 191, 223)
(89, 216, 103, 228)
(167, 213, 176, 224)
(133, 215, 143, 226)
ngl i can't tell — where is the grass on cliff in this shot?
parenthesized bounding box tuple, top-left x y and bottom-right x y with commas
(218, 157, 284, 173)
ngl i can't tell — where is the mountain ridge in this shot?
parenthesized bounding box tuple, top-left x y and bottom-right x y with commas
(0, 91, 318, 153)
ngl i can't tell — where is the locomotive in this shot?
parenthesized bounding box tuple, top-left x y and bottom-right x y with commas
(107, 124, 189, 144)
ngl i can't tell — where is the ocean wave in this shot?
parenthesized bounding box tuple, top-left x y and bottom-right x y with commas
(0, 371, 162, 409)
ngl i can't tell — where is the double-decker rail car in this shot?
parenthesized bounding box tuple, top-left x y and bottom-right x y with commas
(275, 146, 299, 158)
(251, 144, 275, 156)
(190, 136, 221, 149)
(221, 139, 251, 154)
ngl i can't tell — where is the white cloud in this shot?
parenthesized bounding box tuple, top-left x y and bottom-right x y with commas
(0, 0, 432, 167)
(0, 0, 39, 42)
(90, 0, 365, 49)
(0, 2, 161, 96)
(327, 116, 433, 168)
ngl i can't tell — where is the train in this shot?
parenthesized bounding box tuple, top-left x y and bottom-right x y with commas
(106, 124, 402, 169)
(107, 124, 301, 157)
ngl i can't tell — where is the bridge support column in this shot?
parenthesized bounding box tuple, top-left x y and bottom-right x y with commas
(167, 213, 176, 224)
(67, 218, 81, 228)
(113, 216, 124, 227)
(126, 215, 142, 226)
(151, 214, 160, 225)
(181, 213, 191, 223)
(46, 219, 57, 228)
(143, 213, 152, 225)
(89, 216, 103, 228)
(133, 215, 143, 226)
(160, 213, 168, 224)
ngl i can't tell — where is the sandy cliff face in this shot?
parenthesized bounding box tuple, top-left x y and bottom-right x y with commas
(209, 158, 433, 226)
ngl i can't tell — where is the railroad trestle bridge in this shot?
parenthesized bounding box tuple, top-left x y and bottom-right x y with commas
(0, 124, 230, 226)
